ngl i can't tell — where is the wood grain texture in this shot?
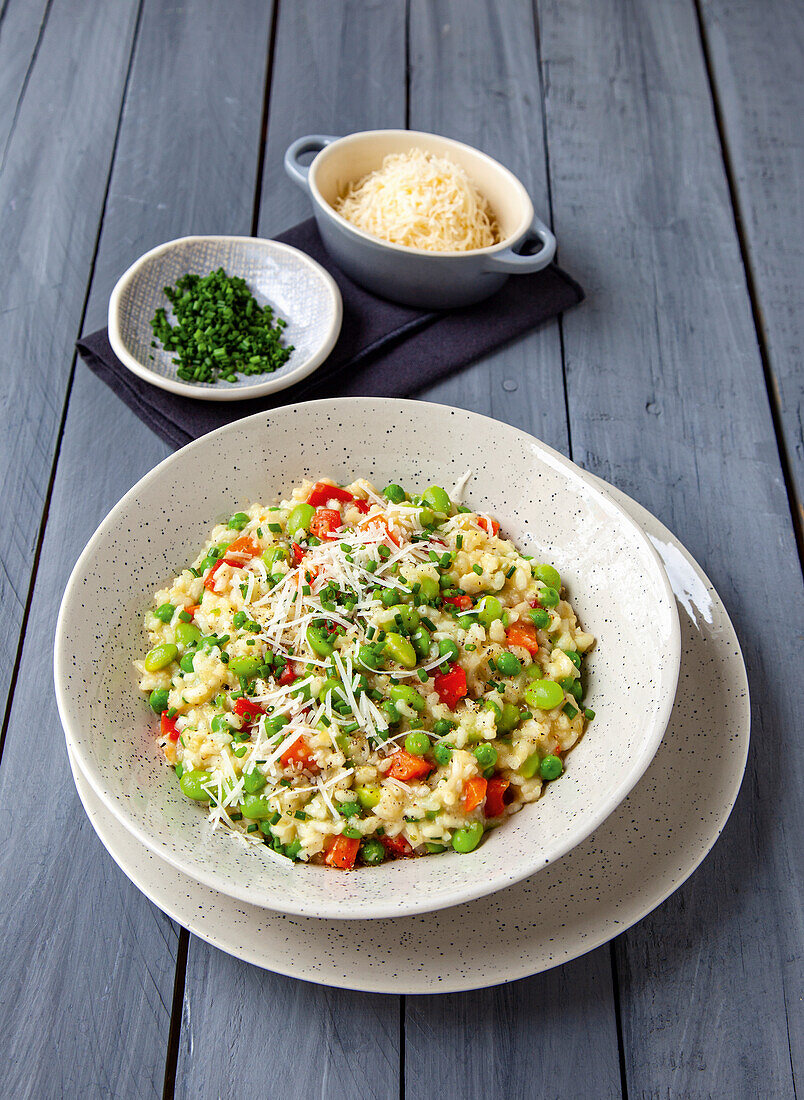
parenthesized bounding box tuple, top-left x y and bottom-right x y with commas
(176, 4, 407, 1097)
(406, 3, 622, 1097)
(0, 0, 52, 156)
(0, 0, 275, 1095)
(538, 0, 803, 1095)
(0, 0, 139, 722)
(698, 0, 804, 527)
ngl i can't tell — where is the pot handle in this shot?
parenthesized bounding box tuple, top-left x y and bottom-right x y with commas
(284, 135, 340, 190)
(483, 215, 556, 273)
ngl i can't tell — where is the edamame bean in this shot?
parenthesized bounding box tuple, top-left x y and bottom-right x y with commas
(477, 595, 503, 628)
(148, 688, 169, 713)
(383, 484, 407, 504)
(381, 700, 401, 725)
(154, 603, 175, 623)
(358, 645, 380, 669)
(389, 683, 426, 711)
(411, 627, 432, 660)
(418, 507, 435, 527)
(525, 679, 565, 710)
(452, 822, 484, 853)
(287, 502, 315, 538)
(144, 643, 178, 672)
(418, 575, 440, 602)
(497, 702, 521, 733)
(560, 677, 583, 702)
(496, 651, 522, 677)
(306, 624, 334, 657)
(318, 678, 345, 703)
(381, 588, 401, 607)
(262, 546, 287, 570)
(438, 637, 460, 662)
(528, 608, 551, 629)
(538, 586, 560, 608)
(265, 714, 290, 736)
(243, 769, 266, 794)
(563, 649, 582, 669)
(540, 754, 563, 781)
(356, 785, 381, 810)
(383, 632, 417, 669)
(175, 621, 201, 648)
(361, 839, 386, 864)
(425, 842, 446, 853)
(405, 731, 431, 756)
(179, 769, 212, 801)
(396, 605, 420, 633)
(518, 751, 541, 779)
(228, 512, 250, 530)
(229, 656, 262, 679)
(533, 563, 561, 590)
(240, 794, 275, 819)
(179, 651, 195, 673)
(483, 699, 503, 722)
(474, 742, 498, 767)
(422, 485, 451, 514)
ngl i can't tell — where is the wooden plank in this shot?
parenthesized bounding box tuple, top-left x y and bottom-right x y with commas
(0, 0, 52, 154)
(0, 0, 275, 1094)
(407, 3, 621, 1096)
(0, 0, 139, 721)
(698, 0, 804, 525)
(175, 4, 407, 1097)
(538, 0, 803, 1095)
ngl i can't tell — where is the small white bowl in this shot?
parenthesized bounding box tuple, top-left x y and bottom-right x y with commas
(108, 236, 342, 401)
(55, 399, 680, 920)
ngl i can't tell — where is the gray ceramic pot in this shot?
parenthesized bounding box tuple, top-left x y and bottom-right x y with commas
(284, 129, 556, 309)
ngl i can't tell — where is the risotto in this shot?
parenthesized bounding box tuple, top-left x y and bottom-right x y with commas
(136, 478, 595, 869)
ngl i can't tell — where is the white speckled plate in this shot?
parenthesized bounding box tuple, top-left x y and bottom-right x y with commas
(55, 400, 680, 920)
(108, 236, 342, 401)
(65, 480, 749, 993)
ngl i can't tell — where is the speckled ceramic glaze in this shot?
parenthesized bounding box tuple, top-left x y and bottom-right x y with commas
(65, 481, 749, 993)
(55, 399, 680, 920)
(108, 236, 342, 401)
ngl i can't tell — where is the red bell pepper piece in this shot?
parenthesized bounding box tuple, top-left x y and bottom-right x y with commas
(444, 594, 472, 610)
(352, 498, 370, 514)
(478, 517, 501, 536)
(233, 697, 265, 721)
(307, 481, 354, 507)
(463, 776, 488, 812)
(224, 534, 260, 561)
(310, 507, 342, 540)
(160, 712, 180, 741)
(506, 621, 540, 655)
(291, 542, 306, 564)
(484, 777, 512, 817)
(278, 661, 298, 686)
(379, 833, 414, 858)
(324, 835, 360, 869)
(203, 558, 226, 591)
(433, 663, 468, 709)
(279, 734, 319, 773)
(386, 750, 434, 782)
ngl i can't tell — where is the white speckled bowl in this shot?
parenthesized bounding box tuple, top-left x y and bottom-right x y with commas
(55, 399, 680, 920)
(108, 236, 342, 401)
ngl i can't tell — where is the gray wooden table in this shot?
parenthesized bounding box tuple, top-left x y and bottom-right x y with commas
(0, 1, 801, 1096)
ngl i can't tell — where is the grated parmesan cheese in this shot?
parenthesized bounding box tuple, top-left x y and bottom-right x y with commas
(333, 148, 499, 252)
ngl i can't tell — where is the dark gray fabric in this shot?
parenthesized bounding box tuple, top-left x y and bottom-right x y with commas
(77, 219, 583, 449)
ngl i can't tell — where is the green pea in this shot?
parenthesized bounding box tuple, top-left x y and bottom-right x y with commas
(540, 754, 563, 781)
(396, 605, 420, 633)
(154, 603, 175, 623)
(560, 677, 583, 702)
(457, 614, 476, 631)
(262, 546, 288, 570)
(175, 621, 202, 648)
(518, 751, 541, 779)
(422, 485, 451, 515)
(433, 742, 452, 766)
(522, 663, 544, 683)
(497, 702, 521, 733)
(538, 586, 560, 608)
(383, 632, 417, 669)
(564, 650, 582, 669)
(383, 484, 407, 504)
(432, 719, 455, 737)
(417, 575, 440, 602)
(229, 656, 262, 679)
(533, 563, 561, 590)
(243, 768, 266, 794)
(381, 700, 401, 725)
(452, 822, 484, 853)
(144, 643, 178, 672)
(474, 742, 497, 767)
(389, 684, 426, 711)
(438, 637, 460, 662)
(339, 800, 361, 817)
(405, 731, 431, 756)
(358, 645, 380, 669)
(525, 679, 565, 710)
(411, 627, 432, 660)
(483, 699, 503, 721)
(228, 512, 250, 531)
(381, 589, 402, 609)
(179, 769, 212, 801)
(318, 677, 345, 703)
(200, 545, 226, 572)
(240, 794, 275, 819)
(477, 595, 503, 628)
(149, 688, 170, 713)
(306, 624, 334, 657)
(356, 785, 381, 810)
(418, 507, 435, 527)
(361, 839, 386, 864)
(496, 651, 522, 677)
(528, 608, 551, 629)
(179, 651, 195, 673)
(287, 502, 315, 538)
(425, 842, 446, 853)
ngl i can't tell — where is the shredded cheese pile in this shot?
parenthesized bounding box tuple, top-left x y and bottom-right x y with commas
(333, 148, 499, 252)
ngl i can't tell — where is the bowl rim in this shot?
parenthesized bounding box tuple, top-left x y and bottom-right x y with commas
(55, 397, 682, 919)
(308, 128, 536, 259)
(107, 235, 343, 403)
